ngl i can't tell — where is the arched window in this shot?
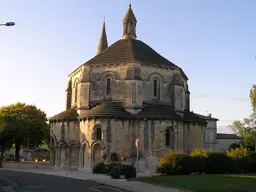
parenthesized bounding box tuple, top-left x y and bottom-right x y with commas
(153, 78, 160, 100)
(106, 78, 111, 95)
(165, 129, 170, 146)
(165, 127, 175, 148)
(95, 127, 102, 140)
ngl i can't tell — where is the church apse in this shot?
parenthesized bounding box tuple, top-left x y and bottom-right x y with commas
(49, 3, 209, 170)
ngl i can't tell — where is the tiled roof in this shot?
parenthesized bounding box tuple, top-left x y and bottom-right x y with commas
(49, 107, 78, 121)
(136, 103, 181, 120)
(50, 102, 206, 124)
(217, 133, 242, 140)
(195, 113, 219, 121)
(84, 39, 188, 80)
(183, 112, 207, 124)
(78, 101, 133, 119)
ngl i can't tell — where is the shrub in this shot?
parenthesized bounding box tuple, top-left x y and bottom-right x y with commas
(120, 164, 136, 179)
(249, 152, 256, 172)
(110, 152, 120, 163)
(227, 147, 250, 159)
(190, 148, 209, 174)
(227, 147, 251, 173)
(205, 152, 232, 174)
(190, 148, 209, 158)
(105, 163, 117, 175)
(110, 163, 136, 179)
(110, 164, 120, 179)
(92, 162, 106, 174)
(156, 152, 193, 175)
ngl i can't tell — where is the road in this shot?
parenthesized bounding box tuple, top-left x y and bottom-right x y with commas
(0, 170, 125, 192)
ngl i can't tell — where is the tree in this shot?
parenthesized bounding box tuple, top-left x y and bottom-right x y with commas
(0, 102, 49, 161)
(250, 84, 256, 115)
(228, 140, 255, 151)
(229, 84, 256, 147)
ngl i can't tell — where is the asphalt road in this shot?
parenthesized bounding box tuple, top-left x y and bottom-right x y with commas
(0, 170, 125, 192)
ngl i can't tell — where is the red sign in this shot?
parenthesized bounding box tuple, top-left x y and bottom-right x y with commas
(135, 139, 139, 149)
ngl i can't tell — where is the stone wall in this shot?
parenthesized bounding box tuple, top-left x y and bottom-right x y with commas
(50, 117, 205, 170)
(66, 63, 190, 111)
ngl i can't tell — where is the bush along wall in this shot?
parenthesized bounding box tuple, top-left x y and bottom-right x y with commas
(156, 148, 256, 175)
(92, 162, 136, 179)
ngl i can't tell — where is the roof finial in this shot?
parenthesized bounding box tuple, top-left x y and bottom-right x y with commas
(104, 16, 105, 23)
(122, 3, 137, 39)
(97, 20, 108, 54)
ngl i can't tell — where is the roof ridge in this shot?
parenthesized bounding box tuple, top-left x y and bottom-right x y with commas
(130, 39, 135, 63)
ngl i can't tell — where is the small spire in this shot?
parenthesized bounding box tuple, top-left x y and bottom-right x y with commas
(97, 21, 108, 55)
(122, 4, 137, 39)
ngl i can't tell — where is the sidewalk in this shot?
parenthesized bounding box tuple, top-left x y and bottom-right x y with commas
(0, 167, 191, 192)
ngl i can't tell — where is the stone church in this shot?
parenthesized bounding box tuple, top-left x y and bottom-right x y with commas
(49, 4, 207, 170)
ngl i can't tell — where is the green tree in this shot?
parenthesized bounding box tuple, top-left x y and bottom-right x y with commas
(250, 84, 256, 114)
(228, 140, 255, 151)
(0, 102, 49, 161)
(229, 84, 256, 147)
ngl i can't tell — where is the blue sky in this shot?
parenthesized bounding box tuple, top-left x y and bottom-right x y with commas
(1, 0, 255, 133)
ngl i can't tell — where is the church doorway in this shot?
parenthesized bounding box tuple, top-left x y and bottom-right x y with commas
(93, 143, 101, 166)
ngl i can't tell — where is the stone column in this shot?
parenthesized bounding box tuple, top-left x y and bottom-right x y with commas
(103, 129, 107, 145)
(55, 147, 59, 168)
(50, 147, 56, 166)
(143, 120, 149, 168)
(78, 146, 82, 169)
(174, 121, 178, 152)
(76, 146, 80, 168)
(66, 147, 70, 169)
(177, 122, 184, 153)
(88, 150, 92, 169)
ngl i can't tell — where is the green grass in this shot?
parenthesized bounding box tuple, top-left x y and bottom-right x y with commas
(136, 174, 256, 192)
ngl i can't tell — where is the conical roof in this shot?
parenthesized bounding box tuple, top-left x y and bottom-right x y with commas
(97, 22, 108, 54)
(123, 4, 137, 23)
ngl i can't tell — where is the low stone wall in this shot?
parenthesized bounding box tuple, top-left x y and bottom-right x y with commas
(3, 161, 51, 169)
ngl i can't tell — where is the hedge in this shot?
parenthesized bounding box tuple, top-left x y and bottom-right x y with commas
(92, 162, 136, 179)
(156, 148, 256, 175)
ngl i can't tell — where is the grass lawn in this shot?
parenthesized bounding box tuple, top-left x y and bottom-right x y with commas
(136, 173, 256, 192)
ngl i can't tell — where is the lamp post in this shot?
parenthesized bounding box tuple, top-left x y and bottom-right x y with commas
(0, 22, 15, 27)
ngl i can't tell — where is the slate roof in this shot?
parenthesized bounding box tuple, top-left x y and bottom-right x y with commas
(217, 133, 242, 140)
(82, 39, 188, 80)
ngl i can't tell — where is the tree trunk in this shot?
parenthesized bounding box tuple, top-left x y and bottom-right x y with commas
(15, 143, 21, 162)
